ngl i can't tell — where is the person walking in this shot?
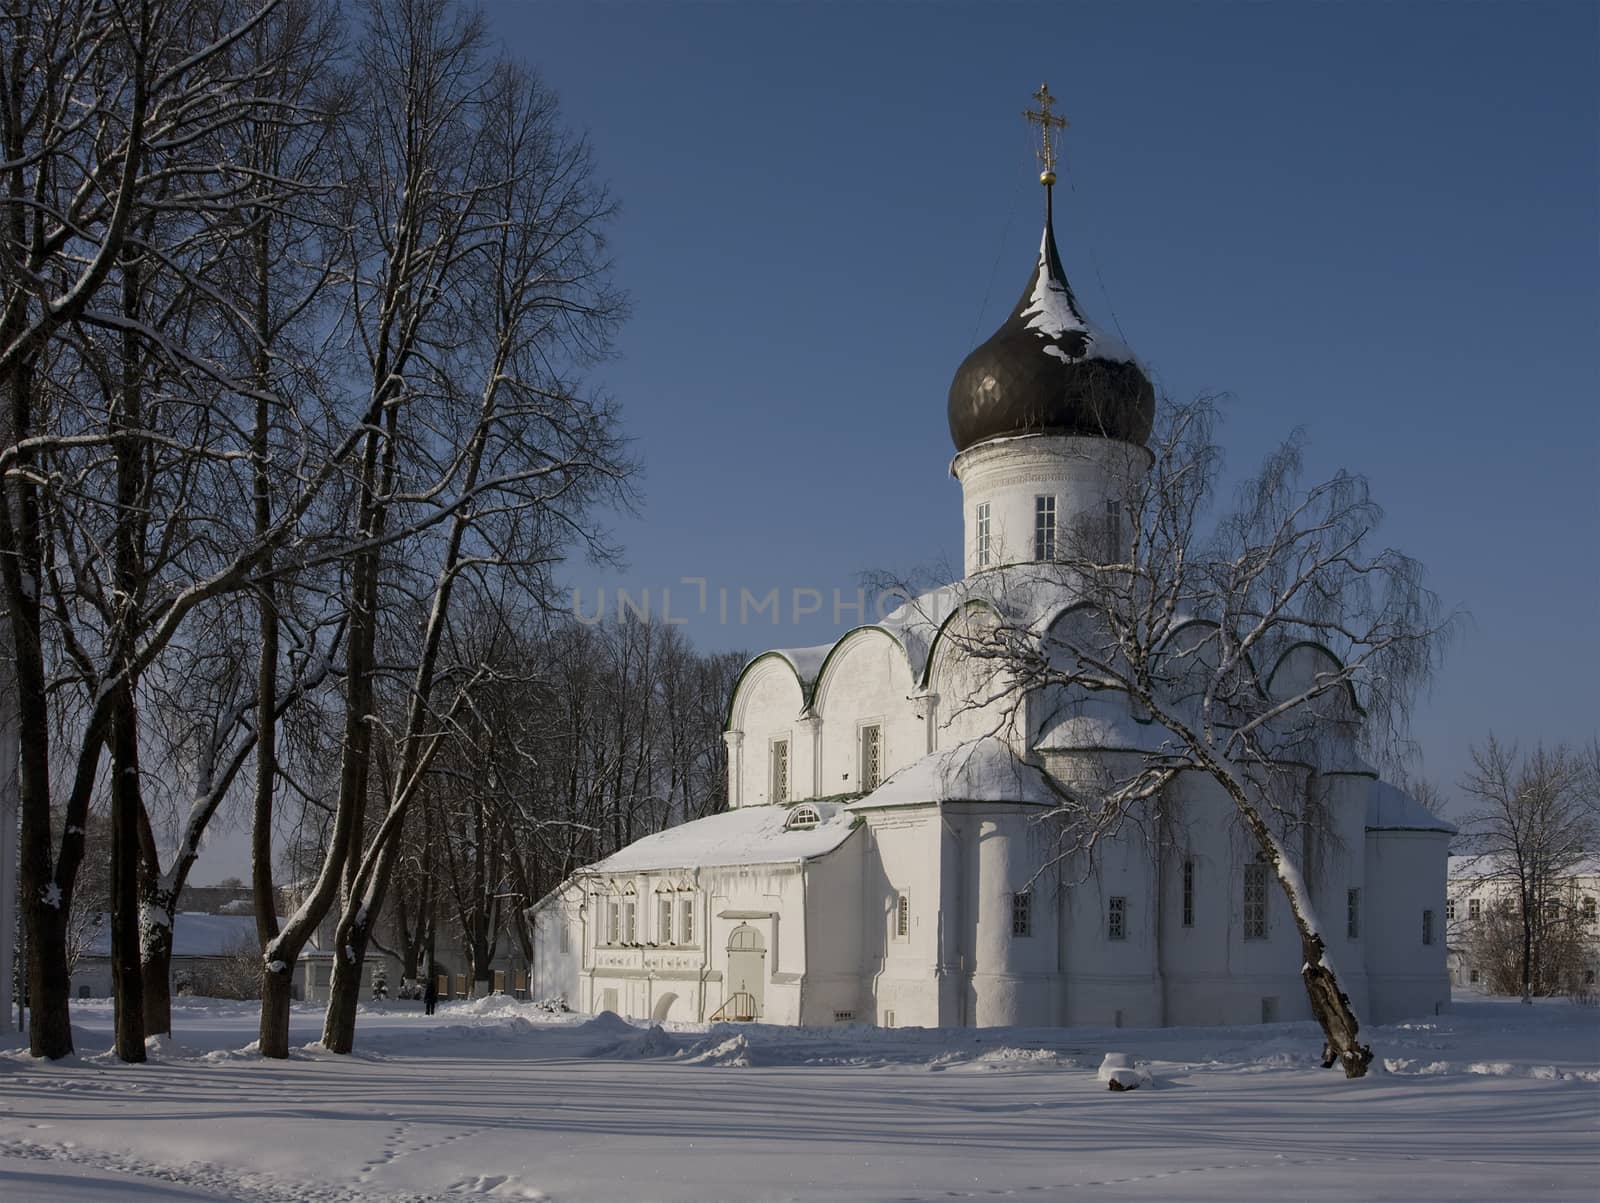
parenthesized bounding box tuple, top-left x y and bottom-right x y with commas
(423, 968, 439, 1016)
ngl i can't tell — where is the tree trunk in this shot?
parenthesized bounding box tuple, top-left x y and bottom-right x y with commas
(24, 901, 71, 1058)
(322, 811, 411, 1053)
(6, 350, 73, 1060)
(138, 873, 177, 1038)
(1520, 887, 1534, 1004)
(108, 235, 147, 1064)
(321, 920, 370, 1054)
(1301, 929, 1373, 1077)
(109, 685, 146, 1063)
(259, 961, 295, 1059)
(141, 940, 172, 1038)
(1216, 762, 1372, 1078)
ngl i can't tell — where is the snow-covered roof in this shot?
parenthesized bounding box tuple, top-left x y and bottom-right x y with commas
(851, 738, 1061, 810)
(580, 801, 857, 875)
(729, 572, 1079, 713)
(83, 912, 258, 959)
(1448, 853, 1600, 881)
(1365, 780, 1457, 835)
(770, 643, 833, 684)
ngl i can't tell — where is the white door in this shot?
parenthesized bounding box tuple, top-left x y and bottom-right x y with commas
(725, 925, 766, 1019)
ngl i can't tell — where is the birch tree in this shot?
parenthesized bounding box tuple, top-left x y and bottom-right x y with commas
(929, 397, 1450, 1077)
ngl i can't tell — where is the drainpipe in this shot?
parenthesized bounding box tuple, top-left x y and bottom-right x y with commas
(578, 876, 595, 1013)
(797, 858, 809, 1023)
(937, 808, 963, 1027)
(1154, 815, 1169, 1027)
(694, 867, 708, 1022)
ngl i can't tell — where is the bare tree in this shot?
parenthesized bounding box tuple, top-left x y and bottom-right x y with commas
(1459, 737, 1597, 1003)
(0, 0, 326, 1061)
(275, 0, 629, 1056)
(1464, 892, 1595, 998)
(922, 397, 1450, 1077)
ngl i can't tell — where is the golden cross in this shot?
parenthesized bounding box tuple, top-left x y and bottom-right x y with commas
(1023, 82, 1069, 180)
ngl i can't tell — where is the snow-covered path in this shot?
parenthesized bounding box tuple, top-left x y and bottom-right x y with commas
(2, 996, 1595, 1201)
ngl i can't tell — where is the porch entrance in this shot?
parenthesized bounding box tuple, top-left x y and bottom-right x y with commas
(723, 924, 765, 1020)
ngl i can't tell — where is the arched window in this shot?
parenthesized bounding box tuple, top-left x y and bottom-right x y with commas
(786, 804, 821, 830)
(728, 924, 764, 952)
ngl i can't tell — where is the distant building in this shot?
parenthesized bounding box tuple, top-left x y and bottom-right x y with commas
(72, 913, 260, 1001)
(1446, 855, 1600, 995)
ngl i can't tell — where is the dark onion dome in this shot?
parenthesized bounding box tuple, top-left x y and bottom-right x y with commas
(948, 191, 1154, 453)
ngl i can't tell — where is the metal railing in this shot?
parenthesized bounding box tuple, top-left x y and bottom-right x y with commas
(708, 991, 757, 1022)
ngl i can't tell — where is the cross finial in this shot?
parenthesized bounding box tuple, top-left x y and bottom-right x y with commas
(1023, 82, 1069, 185)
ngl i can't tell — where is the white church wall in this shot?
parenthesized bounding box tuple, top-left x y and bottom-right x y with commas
(928, 613, 1018, 752)
(727, 656, 807, 807)
(1218, 794, 1317, 1026)
(801, 836, 866, 1024)
(857, 806, 943, 1028)
(1364, 828, 1452, 1022)
(703, 863, 806, 1024)
(1156, 775, 1248, 1027)
(953, 435, 1147, 575)
(1058, 828, 1162, 1028)
(952, 807, 1060, 1027)
(1317, 771, 1374, 1019)
(811, 629, 922, 796)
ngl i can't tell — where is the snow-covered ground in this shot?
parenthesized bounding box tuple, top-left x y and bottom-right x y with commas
(2, 994, 1595, 1202)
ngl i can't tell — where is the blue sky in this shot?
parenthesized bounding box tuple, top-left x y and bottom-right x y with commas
(473, 0, 1596, 814)
(198, 2, 1596, 879)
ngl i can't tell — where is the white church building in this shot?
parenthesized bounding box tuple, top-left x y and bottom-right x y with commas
(530, 100, 1453, 1032)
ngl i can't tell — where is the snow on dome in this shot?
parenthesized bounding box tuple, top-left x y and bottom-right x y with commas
(1021, 228, 1137, 366)
(584, 801, 856, 874)
(1366, 780, 1457, 835)
(852, 738, 1060, 810)
(947, 194, 1154, 454)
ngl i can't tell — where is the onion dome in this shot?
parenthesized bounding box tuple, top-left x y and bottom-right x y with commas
(948, 187, 1154, 453)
